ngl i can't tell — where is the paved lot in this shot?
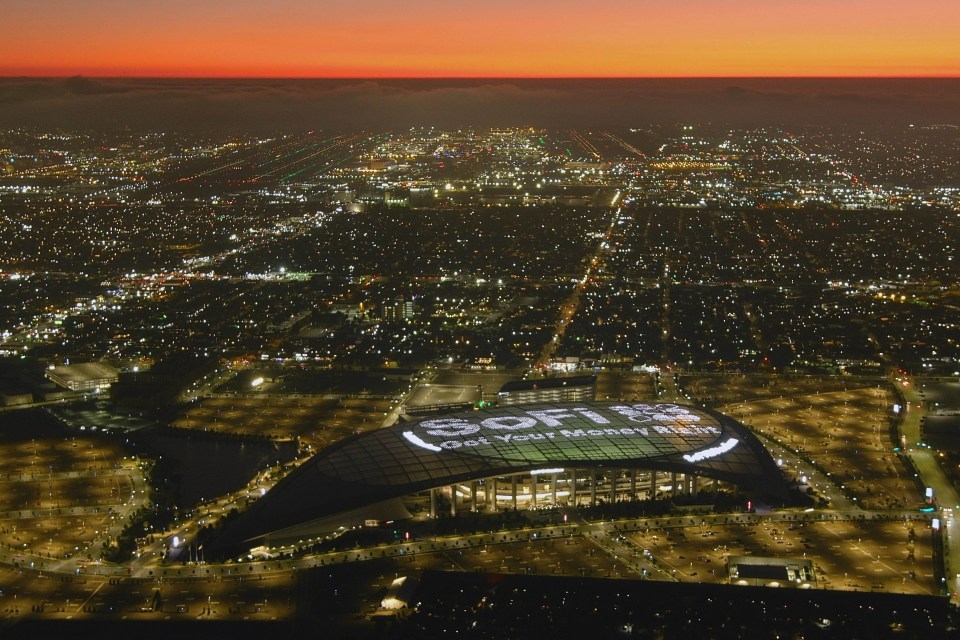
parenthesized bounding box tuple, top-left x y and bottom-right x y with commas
(0, 419, 146, 570)
(431, 370, 527, 402)
(171, 395, 393, 449)
(405, 384, 480, 409)
(595, 371, 655, 402)
(706, 379, 914, 511)
(0, 510, 937, 624)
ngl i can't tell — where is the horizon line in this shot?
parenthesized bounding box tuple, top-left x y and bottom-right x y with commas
(3, 74, 960, 81)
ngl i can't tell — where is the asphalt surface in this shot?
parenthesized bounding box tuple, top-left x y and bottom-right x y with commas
(896, 374, 960, 603)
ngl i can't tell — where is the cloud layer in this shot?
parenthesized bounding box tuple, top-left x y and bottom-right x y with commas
(1, 78, 958, 131)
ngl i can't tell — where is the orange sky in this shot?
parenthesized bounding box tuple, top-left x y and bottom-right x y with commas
(3, 0, 958, 77)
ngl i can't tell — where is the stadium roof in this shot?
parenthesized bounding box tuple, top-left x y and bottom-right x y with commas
(215, 402, 786, 549)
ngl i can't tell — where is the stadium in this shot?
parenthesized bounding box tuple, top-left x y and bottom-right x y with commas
(214, 401, 789, 552)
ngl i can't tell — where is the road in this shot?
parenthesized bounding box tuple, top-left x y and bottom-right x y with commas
(537, 206, 621, 366)
(110, 507, 931, 582)
(0, 502, 937, 628)
(896, 374, 960, 603)
(382, 368, 436, 428)
(657, 370, 686, 404)
(178, 367, 238, 404)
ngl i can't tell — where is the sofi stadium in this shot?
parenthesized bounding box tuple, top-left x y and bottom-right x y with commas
(215, 402, 788, 551)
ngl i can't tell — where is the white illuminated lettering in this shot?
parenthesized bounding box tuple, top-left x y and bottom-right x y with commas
(403, 431, 441, 452)
(610, 403, 703, 425)
(526, 408, 577, 426)
(572, 407, 610, 424)
(421, 418, 480, 437)
(609, 405, 653, 423)
(481, 415, 537, 431)
(404, 405, 726, 456)
(659, 404, 702, 423)
(683, 438, 739, 463)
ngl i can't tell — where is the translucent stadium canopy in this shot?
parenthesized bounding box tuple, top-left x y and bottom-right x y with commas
(320, 402, 764, 485)
(218, 402, 786, 547)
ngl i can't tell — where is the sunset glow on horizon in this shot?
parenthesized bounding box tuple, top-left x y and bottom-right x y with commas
(3, 0, 959, 78)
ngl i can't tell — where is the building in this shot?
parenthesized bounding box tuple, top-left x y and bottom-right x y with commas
(498, 375, 596, 406)
(727, 555, 817, 589)
(46, 362, 119, 392)
(0, 390, 32, 407)
(380, 575, 419, 610)
(213, 401, 788, 553)
(382, 297, 416, 322)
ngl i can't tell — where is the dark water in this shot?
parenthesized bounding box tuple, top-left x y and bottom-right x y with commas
(127, 428, 298, 507)
(0, 409, 297, 508)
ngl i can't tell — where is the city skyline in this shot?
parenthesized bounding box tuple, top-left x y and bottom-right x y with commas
(1, 2, 959, 636)
(3, 0, 959, 78)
